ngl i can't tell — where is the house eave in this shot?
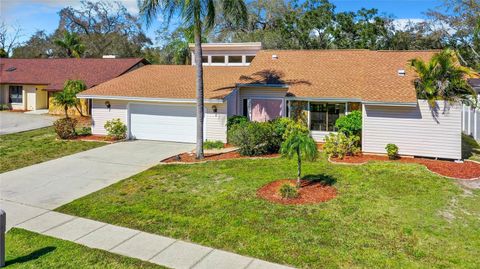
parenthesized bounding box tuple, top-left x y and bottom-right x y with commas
(362, 101, 418, 107)
(77, 95, 225, 104)
(236, 83, 288, 89)
(285, 97, 362, 102)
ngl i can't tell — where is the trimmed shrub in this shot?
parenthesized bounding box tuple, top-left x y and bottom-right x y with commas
(335, 110, 362, 136)
(385, 144, 399, 160)
(77, 127, 91, 136)
(204, 140, 225, 149)
(228, 121, 281, 156)
(53, 118, 78, 139)
(104, 118, 127, 140)
(227, 115, 248, 129)
(323, 133, 360, 159)
(272, 117, 296, 140)
(279, 183, 299, 199)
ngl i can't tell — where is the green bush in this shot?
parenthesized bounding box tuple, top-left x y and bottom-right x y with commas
(323, 133, 360, 159)
(279, 183, 299, 199)
(272, 117, 296, 140)
(335, 110, 362, 136)
(227, 115, 248, 129)
(204, 140, 225, 149)
(53, 118, 78, 139)
(104, 118, 127, 140)
(385, 143, 399, 160)
(228, 121, 281, 156)
(77, 127, 91, 136)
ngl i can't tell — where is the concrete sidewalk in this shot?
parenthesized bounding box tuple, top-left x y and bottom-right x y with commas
(5, 200, 294, 269)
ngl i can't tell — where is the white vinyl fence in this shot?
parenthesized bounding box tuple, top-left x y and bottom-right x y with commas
(463, 103, 480, 141)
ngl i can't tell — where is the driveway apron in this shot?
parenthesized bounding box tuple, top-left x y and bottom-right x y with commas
(0, 140, 193, 219)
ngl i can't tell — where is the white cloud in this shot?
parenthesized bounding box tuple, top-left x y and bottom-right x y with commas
(392, 18, 426, 30)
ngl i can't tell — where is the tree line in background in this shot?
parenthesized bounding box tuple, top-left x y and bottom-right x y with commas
(0, 0, 478, 71)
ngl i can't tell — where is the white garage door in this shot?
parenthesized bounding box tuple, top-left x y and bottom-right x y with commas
(129, 103, 196, 143)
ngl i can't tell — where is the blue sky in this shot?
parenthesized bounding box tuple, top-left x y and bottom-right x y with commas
(1, 0, 443, 45)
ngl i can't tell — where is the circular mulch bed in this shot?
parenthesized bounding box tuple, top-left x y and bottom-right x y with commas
(257, 179, 337, 205)
(331, 155, 480, 180)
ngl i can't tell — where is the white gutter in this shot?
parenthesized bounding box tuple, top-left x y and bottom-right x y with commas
(236, 83, 288, 89)
(362, 101, 417, 107)
(77, 94, 225, 104)
(286, 97, 362, 102)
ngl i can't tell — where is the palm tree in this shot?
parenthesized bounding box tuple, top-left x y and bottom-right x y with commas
(409, 49, 477, 107)
(53, 89, 77, 118)
(63, 80, 87, 116)
(280, 124, 318, 188)
(139, 0, 248, 159)
(54, 31, 85, 58)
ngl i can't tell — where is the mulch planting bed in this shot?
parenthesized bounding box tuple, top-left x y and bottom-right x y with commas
(331, 155, 480, 180)
(162, 151, 280, 163)
(257, 179, 337, 205)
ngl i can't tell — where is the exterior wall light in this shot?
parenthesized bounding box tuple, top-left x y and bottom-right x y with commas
(105, 101, 111, 109)
(212, 105, 218, 113)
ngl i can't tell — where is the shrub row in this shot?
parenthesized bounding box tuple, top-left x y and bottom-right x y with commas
(227, 117, 296, 156)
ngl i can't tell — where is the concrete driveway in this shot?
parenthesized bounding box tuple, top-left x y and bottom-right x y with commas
(0, 140, 193, 228)
(0, 111, 57, 134)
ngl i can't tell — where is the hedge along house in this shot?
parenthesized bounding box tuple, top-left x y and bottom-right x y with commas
(0, 58, 148, 114)
(79, 43, 465, 160)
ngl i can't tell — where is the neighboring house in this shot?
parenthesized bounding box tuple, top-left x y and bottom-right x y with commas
(79, 43, 464, 160)
(0, 57, 148, 114)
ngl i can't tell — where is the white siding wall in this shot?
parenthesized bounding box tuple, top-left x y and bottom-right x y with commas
(462, 103, 479, 141)
(362, 100, 462, 160)
(226, 90, 239, 117)
(205, 103, 227, 142)
(91, 99, 227, 142)
(91, 99, 128, 135)
(311, 132, 331, 142)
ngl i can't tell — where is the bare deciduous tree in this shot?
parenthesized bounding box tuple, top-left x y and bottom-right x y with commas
(0, 21, 22, 57)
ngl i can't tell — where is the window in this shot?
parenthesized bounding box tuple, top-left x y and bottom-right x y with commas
(211, 56, 225, 64)
(310, 103, 345, 132)
(9, 86, 22, 103)
(246, 55, 255, 63)
(202, 56, 209, 63)
(228, 55, 242, 64)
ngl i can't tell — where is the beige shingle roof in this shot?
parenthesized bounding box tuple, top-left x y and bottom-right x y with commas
(79, 65, 247, 99)
(80, 50, 438, 103)
(241, 50, 437, 103)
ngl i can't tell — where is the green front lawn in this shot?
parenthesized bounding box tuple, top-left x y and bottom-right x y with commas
(463, 134, 480, 162)
(57, 156, 480, 268)
(5, 228, 164, 268)
(0, 127, 106, 173)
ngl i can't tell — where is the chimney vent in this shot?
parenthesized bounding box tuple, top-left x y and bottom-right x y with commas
(102, 55, 116, 59)
(398, 69, 406, 77)
(272, 54, 278, 60)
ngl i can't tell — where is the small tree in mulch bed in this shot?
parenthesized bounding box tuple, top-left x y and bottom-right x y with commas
(280, 122, 318, 189)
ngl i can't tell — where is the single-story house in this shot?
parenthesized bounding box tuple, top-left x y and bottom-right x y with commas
(79, 43, 465, 160)
(0, 57, 148, 114)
